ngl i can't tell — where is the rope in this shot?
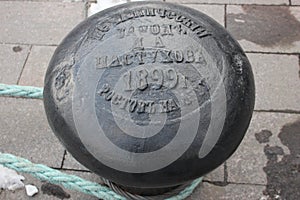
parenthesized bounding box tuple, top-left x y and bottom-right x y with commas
(0, 83, 43, 99)
(0, 153, 201, 200)
(0, 153, 126, 200)
(0, 83, 202, 199)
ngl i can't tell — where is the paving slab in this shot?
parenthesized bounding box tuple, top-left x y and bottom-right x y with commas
(227, 112, 300, 186)
(19, 45, 57, 87)
(247, 53, 300, 111)
(88, 0, 165, 17)
(203, 164, 224, 182)
(0, 1, 85, 45)
(88, 0, 127, 16)
(227, 5, 300, 53)
(184, 4, 225, 26)
(0, 44, 30, 85)
(0, 98, 65, 168)
(165, 0, 288, 5)
(292, 0, 300, 5)
(188, 182, 266, 200)
(88, 1, 224, 25)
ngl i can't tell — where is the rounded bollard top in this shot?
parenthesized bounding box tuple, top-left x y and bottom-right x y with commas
(43, 1, 255, 188)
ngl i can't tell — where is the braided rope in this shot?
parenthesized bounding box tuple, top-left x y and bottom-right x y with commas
(0, 83, 202, 199)
(0, 153, 126, 200)
(0, 83, 43, 99)
(0, 153, 201, 200)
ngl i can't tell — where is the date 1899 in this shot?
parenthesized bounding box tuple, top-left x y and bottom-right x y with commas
(122, 68, 188, 91)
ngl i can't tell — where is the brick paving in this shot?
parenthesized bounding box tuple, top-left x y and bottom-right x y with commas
(0, 0, 299, 199)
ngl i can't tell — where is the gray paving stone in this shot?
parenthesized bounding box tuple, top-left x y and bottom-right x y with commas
(184, 4, 225, 26)
(0, 1, 85, 45)
(165, 0, 288, 5)
(0, 44, 30, 85)
(227, 112, 300, 185)
(227, 5, 300, 53)
(292, 0, 300, 5)
(89, 0, 165, 17)
(88, 0, 128, 16)
(247, 53, 300, 111)
(19, 45, 57, 87)
(203, 164, 224, 182)
(188, 182, 265, 200)
(88, 2, 224, 25)
(0, 98, 64, 168)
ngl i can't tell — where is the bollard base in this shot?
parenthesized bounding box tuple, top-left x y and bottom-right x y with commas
(118, 184, 181, 196)
(101, 178, 193, 199)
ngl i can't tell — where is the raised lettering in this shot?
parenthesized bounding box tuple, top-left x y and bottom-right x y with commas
(160, 50, 173, 63)
(98, 84, 110, 96)
(133, 37, 144, 50)
(139, 25, 148, 33)
(150, 24, 160, 35)
(154, 36, 165, 48)
(96, 56, 108, 68)
(161, 24, 173, 36)
(110, 56, 121, 67)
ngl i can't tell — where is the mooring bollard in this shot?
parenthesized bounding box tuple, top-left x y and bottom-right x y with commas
(43, 1, 255, 197)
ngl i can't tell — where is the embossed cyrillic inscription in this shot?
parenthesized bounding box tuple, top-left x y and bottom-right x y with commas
(89, 8, 211, 41)
(117, 24, 188, 38)
(96, 49, 207, 69)
(98, 84, 180, 113)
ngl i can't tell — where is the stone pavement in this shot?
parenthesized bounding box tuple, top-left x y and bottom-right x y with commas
(0, 0, 299, 199)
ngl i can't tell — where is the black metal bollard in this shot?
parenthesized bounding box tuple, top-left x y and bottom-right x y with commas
(43, 1, 255, 194)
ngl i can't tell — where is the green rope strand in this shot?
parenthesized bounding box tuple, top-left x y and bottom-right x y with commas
(0, 153, 127, 200)
(0, 84, 43, 99)
(165, 178, 202, 200)
(0, 153, 201, 200)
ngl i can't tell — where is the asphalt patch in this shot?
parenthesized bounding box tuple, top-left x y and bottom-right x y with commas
(41, 183, 70, 199)
(255, 119, 300, 199)
(227, 6, 300, 47)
